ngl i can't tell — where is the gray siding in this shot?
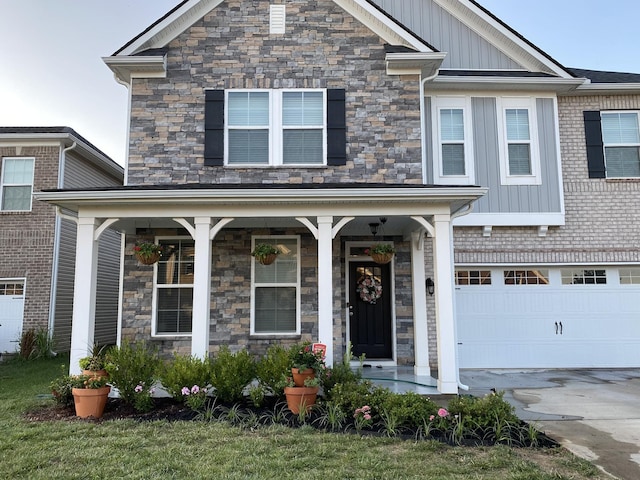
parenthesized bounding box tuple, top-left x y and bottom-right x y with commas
(372, 0, 522, 70)
(470, 97, 561, 214)
(52, 218, 75, 351)
(63, 152, 121, 188)
(95, 229, 120, 347)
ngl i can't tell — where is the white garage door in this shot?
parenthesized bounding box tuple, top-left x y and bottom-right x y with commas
(455, 267, 640, 368)
(0, 280, 25, 353)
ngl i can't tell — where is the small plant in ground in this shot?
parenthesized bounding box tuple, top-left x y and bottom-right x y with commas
(313, 402, 347, 432)
(49, 365, 75, 406)
(159, 353, 212, 400)
(353, 405, 373, 433)
(210, 346, 256, 403)
(321, 342, 362, 397)
(19, 328, 54, 360)
(248, 384, 266, 407)
(133, 383, 156, 412)
(378, 408, 403, 437)
(182, 385, 209, 412)
(105, 341, 161, 410)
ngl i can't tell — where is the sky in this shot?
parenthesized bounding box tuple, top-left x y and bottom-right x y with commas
(0, 0, 638, 167)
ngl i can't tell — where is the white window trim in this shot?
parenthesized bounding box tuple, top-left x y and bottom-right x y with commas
(224, 89, 327, 167)
(431, 96, 475, 185)
(496, 97, 541, 186)
(250, 235, 301, 336)
(151, 236, 194, 338)
(601, 110, 640, 179)
(1, 157, 35, 212)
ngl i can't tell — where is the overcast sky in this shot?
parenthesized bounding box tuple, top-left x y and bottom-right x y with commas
(0, 0, 638, 166)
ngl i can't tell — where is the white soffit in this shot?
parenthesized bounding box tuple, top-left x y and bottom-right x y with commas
(435, 0, 573, 78)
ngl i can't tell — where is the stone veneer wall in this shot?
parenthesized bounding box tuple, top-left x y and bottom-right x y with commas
(0, 146, 58, 333)
(453, 94, 640, 265)
(125, 0, 422, 186)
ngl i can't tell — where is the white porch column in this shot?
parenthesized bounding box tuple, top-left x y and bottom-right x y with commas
(69, 217, 99, 375)
(317, 216, 334, 366)
(410, 230, 430, 376)
(433, 214, 458, 394)
(191, 217, 212, 359)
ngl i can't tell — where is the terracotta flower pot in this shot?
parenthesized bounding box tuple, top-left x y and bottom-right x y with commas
(136, 252, 161, 265)
(72, 386, 111, 419)
(371, 252, 394, 264)
(256, 253, 277, 265)
(291, 368, 315, 387)
(284, 386, 319, 414)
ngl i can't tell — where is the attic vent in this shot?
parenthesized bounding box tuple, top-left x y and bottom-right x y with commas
(270, 5, 286, 34)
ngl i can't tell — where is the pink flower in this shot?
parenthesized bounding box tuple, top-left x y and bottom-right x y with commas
(437, 408, 448, 418)
(191, 385, 200, 394)
(181, 386, 190, 396)
(429, 415, 435, 421)
(150, 388, 156, 395)
(364, 414, 371, 420)
(134, 385, 143, 393)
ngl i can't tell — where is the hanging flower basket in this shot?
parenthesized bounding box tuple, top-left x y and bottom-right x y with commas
(255, 253, 277, 266)
(366, 244, 396, 264)
(251, 243, 279, 266)
(133, 242, 163, 265)
(356, 275, 382, 304)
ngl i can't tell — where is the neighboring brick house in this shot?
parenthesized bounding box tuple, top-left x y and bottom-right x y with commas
(0, 127, 123, 355)
(37, 0, 639, 392)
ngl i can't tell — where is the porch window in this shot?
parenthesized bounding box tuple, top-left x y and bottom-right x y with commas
(251, 236, 299, 334)
(1, 157, 34, 211)
(154, 238, 195, 335)
(226, 90, 325, 166)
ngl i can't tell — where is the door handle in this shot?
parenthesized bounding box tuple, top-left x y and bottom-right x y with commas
(559, 321, 563, 335)
(555, 322, 558, 334)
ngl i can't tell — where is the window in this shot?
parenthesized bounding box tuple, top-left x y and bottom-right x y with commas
(561, 269, 606, 285)
(619, 268, 640, 285)
(497, 98, 541, 185)
(0, 280, 24, 296)
(432, 97, 474, 184)
(226, 90, 325, 166)
(601, 112, 640, 178)
(455, 270, 491, 285)
(252, 236, 299, 334)
(154, 239, 194, 335)
(1, 157, 34, 211)
(504, 270, 549, 285)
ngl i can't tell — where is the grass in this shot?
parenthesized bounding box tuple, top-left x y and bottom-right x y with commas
(0, 356, 609, 480)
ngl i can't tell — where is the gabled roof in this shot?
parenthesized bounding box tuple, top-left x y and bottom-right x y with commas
(0, 127, 123, 179)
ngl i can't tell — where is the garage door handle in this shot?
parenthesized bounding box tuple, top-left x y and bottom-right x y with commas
(559, 321, 563, 335)
(555, 322, 558, 334)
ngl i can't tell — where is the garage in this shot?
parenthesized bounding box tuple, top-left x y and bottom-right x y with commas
(0, 279, 25, 354)
(455, 267, 640, 368)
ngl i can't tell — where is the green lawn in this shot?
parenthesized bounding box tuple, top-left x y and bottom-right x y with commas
(0, 357, 608, 479)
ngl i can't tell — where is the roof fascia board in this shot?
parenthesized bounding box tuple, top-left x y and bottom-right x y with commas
(429, 75, 585, 93)
(434, 0, 572, 78)
(116, 0, 224, 56)
(333, 0, 433, 52)
(102, 56, 167, 85)
(386, 52, 447, 76)
(572, 83, 640, 94)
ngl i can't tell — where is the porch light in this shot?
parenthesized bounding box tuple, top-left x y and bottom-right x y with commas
(369, 222, 380, 236)
(426, 277, 435, 296)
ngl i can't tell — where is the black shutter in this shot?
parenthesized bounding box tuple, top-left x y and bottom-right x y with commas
(583, 110, 606, 178)
(204, 90, 224, 166)
(327, 89, 347, 166)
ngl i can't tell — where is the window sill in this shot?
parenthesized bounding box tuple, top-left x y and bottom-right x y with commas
(605, 177, 640, 183)
(224, 165, 328, 169)
(249, 334, 301, 340)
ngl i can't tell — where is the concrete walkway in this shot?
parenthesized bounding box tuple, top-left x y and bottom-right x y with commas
(460, 369, 640, 480)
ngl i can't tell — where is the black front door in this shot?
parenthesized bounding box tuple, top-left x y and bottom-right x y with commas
(349, 262, 392, 359)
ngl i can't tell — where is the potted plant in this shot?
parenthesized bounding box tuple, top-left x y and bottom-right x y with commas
(79, 344, 109, 378)
(251, 243, 280, 265)
(366, 244, 396, 264)
(289, 342, 325, 386)
(133, 241, 163, 265)
(71, 374, 111, 419)
(283, 375, 320, 414)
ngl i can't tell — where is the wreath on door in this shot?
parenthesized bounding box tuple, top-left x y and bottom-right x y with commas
(356, 275, 382, 304)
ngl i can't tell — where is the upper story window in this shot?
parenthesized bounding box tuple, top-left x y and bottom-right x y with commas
(1, 157, 35, 211)
(601, 112, 640, 178)
(497, 98, 541, 185)
(432, 97, 474, 185)
(226, 89, 325, 166)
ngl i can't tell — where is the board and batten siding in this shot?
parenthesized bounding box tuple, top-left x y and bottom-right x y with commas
(52, 151, 122, 351)
(372, 0, 521, 70)
(426, 96, 562, 215)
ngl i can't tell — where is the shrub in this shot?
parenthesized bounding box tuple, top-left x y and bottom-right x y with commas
(447, 391, 519, 430)
(209, 346, 256, 403)
(255, 344, 290, 396)
(327, 380, 376, 418)
(321, 343, 362, 397)
(376, 392, 439, 429)
(159, 353, 212, 400)
(105, 341, 161, 410)
(50, 374, 76, 407)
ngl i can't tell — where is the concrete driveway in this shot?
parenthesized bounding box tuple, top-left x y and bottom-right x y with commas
(460, 369, 640, 480)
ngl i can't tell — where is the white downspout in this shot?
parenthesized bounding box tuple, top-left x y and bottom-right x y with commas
(48, 142, 77, 346)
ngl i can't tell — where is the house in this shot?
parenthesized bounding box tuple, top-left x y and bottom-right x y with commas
(0, 127, 124, 355)
(35, 0, 640, 392)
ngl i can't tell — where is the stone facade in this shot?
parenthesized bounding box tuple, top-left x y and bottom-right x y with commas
(125, 0, 422, 186)
(453, 93, 640, 266)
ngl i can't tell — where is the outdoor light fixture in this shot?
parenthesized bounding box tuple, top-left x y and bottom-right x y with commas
(369, 222, 380, 236)
(426, 277, 435, 296)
